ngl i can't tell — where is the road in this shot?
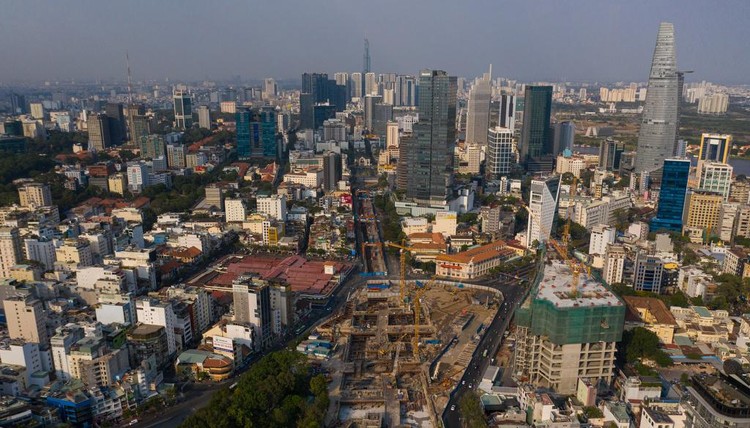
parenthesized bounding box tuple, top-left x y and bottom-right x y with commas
(442, 278, 527, 428)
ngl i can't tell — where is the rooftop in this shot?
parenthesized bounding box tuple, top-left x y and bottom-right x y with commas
(435, 240, 514, 265)
(690, 373, 750, 417)
(605, 401, 630, 422)
(128, 324, 165, 338)
(205, 254, 349, 296)
(623, 296, 677, 326)
(536, 261, 622, 309)
(643, 406, 674, 424)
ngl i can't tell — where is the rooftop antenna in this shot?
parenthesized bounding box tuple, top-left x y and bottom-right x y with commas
(126, 51, 133, 104)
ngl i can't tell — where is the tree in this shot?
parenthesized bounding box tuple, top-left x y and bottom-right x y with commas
(458, 212, 478, 225)
(459, 391, 487, 428)
(612, 208, 629, 231)
(181, 350, 328, 428)
(377, 173, 389, 189)
(613, 174, 630, 190)
(561, 172, 575, 185)
(583, 406, 603, 419)
(579, 168, 595, 188)
(620, 327, 673, 367)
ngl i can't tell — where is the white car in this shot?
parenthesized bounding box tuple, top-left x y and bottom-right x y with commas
(462, 380, 465, 385)
(450, 405, 456, 411)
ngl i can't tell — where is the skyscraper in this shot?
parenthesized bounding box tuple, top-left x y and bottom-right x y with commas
(301, 73, 329, 103)
(364, 72, 377, 96)
(105, 102, 126, 144)
(87, 113, 111, 151)
(598, 138, 625, 171)
(465, 67, 492, 147)
(499, 94, 516, 131)
(334, 72, 351, 103)
(486, 127, 514, 178)
(350, 72, 363, 99)
(552, 121, 575, 156)
(519, 86, 553, 172)
(396, 75, 417, 107)
(371, 103, 393, 137)
(126, 104, 148, 144)
(236, 107, 278, 159)
(236, 108, 259, 159)
(526, 175, 561, 248)
(363, 38, 371, 74)
(259, 106, 278, 159)
(300, 73, 342, 129)
(299, 93, 314, 130)
(513, 261, 624, 394)
(650, 158, 690, 232)
(197, 105, 211, 129)
(698, 133, 732, 163)
(263, 78, 277, 100)
(364, 95, 383, 131)
(173, 89, 193, 129)
(405, 70, 457, 204)
(9, 93, 25, 115)
(232, 279, 271, 350)
(634, 22, 679, 173)
(697, 162, 733, 201)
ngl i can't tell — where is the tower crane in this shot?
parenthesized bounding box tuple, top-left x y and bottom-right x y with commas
(561, 176, 578, 255)
(524, 180, 589, 292)
(385, 241, 412, 306)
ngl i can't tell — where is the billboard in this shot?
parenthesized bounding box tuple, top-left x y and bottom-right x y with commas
(212, 336, 235, 353)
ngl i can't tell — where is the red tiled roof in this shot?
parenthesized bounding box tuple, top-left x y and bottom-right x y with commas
(230, 162, 251, 177)
(208, 254, 349, 296)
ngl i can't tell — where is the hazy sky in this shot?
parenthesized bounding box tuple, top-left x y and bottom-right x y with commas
(1, 0, 748, 84)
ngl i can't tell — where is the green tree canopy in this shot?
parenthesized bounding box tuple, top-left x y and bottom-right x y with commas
(620, 327, 673, 367)
(181, 350, 329, 428)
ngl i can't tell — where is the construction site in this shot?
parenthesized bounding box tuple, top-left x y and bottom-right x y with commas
(315, 278, 503, 427)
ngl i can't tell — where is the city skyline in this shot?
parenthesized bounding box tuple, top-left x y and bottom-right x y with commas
(1, 1, 749, 84)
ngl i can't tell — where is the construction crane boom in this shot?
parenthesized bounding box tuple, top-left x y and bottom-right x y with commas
(562, 176, 577, 253)
(385, 241, 412, 305)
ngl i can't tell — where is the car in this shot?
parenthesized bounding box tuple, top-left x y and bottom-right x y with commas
(462, 380, 465, 385)
(468, 384, 473, 389)
(128, 420, 139, 426)
(450, 405, 456, 411)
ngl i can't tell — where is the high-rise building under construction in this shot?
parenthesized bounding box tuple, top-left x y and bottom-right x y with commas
(514, 260, 625, 394)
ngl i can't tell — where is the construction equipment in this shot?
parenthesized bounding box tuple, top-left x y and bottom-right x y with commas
(525, 188, 589, 291)
(561, 176, 577, 254)
(412, 277, 437, 359)
(385, 241, 412, 306)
